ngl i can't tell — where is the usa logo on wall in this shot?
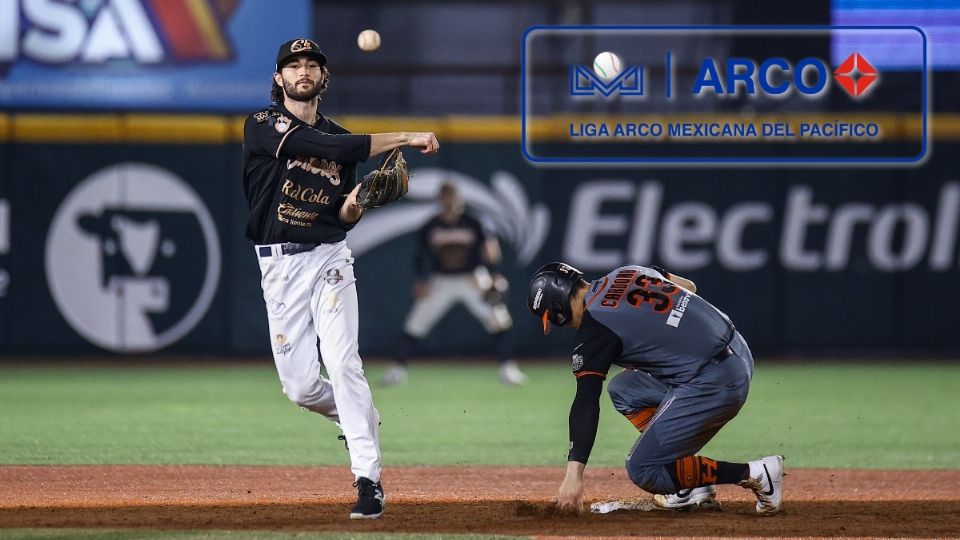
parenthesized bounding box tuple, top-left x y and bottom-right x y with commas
(0, 0, 238, 69)
(0, 0, 312, 111)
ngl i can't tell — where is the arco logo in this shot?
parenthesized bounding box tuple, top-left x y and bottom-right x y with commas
(833, 52, 878, 98)
(692, 52, 880, 99)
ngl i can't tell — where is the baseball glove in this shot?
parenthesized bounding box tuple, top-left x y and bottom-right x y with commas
(356, 148, 409, 209)
(484, 273, 510, 305)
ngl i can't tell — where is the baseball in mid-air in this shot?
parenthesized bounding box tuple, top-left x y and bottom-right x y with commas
(593, 51, 623, 81)
(357, 29, 381, 52)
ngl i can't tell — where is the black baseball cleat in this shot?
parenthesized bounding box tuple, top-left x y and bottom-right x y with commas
(350, 477, 385, 519)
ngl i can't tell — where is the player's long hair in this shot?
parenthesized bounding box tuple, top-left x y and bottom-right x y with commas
(271, 66, 330, 104)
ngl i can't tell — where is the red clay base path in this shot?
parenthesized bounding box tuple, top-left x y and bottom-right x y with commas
(1, 465, 958, 538)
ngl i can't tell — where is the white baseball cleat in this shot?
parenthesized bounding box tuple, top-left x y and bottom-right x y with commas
(738, 455, 784, 515)
(653, 485, 720, 510)
(380, 364, 408, 386)
(498, 360, 528, 386)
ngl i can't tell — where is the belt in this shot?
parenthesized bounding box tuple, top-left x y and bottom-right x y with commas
(713, 345, 734, 362)
(714, 323, 737, 362)
(257, 242, 319, 258)
(690, 339, 736, 380)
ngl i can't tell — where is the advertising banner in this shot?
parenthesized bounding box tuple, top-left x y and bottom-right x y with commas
(1, 139, 958, 357)
(0, 0, 310, 111)
(4, 143, 243, 354)
(350, 144, 960, 355)
(522, 26, 926, 165)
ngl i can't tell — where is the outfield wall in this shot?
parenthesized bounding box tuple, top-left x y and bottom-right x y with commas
(1, 115, 958, 357)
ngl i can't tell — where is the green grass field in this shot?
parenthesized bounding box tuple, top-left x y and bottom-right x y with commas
(1, 361, 958, 468)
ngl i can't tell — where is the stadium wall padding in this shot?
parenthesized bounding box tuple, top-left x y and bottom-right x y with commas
(1, 140, 958, 358)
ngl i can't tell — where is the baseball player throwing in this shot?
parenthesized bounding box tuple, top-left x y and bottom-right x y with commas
(527, 262, 784, 515)
(242, 38, 438, 519)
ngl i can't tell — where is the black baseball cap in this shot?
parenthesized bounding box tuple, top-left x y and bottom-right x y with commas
(276, 38, 327, 71)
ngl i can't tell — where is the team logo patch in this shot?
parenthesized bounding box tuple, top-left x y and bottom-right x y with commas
(572, 353, 584, 371)
(290, 39, 313, 53)
(273, 333, 292, 355)
(275, 115, 291, 133)
(324, 268, 343, 285)
(322, 292, 342, 314)
(254, 111, 269, 123)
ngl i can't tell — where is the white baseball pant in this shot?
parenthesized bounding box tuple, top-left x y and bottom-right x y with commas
(404, 273, 512, 338)
(256, 240, 381, 482)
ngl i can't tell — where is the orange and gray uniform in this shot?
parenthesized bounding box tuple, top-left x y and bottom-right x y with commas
(567, 265, 754, 495)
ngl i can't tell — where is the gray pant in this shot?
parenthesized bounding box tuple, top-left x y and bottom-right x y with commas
(607, 332, 755, 495)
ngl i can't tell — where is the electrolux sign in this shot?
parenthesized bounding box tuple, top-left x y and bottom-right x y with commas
(560, 180, 960, 274)
(523, 25, 927, 165)
(0, 0, 310, 111)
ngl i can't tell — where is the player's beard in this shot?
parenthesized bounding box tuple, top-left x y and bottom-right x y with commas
(283, 77, 321, 102)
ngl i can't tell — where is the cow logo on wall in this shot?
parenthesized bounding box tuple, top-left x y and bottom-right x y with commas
(45, 163, 221, 352)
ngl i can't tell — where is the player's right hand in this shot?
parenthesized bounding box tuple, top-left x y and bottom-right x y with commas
(406, 132, 439, 154)
(556, 476, 584, 514)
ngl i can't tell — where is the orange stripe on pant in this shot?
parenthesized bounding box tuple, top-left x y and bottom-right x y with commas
(624, 407, 657, 432)
(674, 456, 719, 490)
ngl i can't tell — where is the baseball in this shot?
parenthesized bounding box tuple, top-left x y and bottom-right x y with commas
(593, 51, 623, 81)
(357, 29, 381, 52)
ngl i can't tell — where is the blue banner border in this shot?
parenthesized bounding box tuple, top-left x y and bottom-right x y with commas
(520, 25, 929, 166)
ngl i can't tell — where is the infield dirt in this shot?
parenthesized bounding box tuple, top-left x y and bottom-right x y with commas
(1, 465, 958, 538)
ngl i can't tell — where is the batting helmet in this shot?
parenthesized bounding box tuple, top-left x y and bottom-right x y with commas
(527, 262, 584, 334)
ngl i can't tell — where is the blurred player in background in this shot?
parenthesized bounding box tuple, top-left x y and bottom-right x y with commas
(382, 182, 527, 386)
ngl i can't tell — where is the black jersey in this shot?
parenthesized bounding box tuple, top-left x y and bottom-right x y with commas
(242, 103, 371, 244)
(414, 213, 488, 277)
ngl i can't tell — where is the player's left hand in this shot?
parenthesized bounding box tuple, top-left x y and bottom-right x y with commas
(483, 273, 509, 305)
(340, 183, 363, 223)
(356, 148, 409, 209)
